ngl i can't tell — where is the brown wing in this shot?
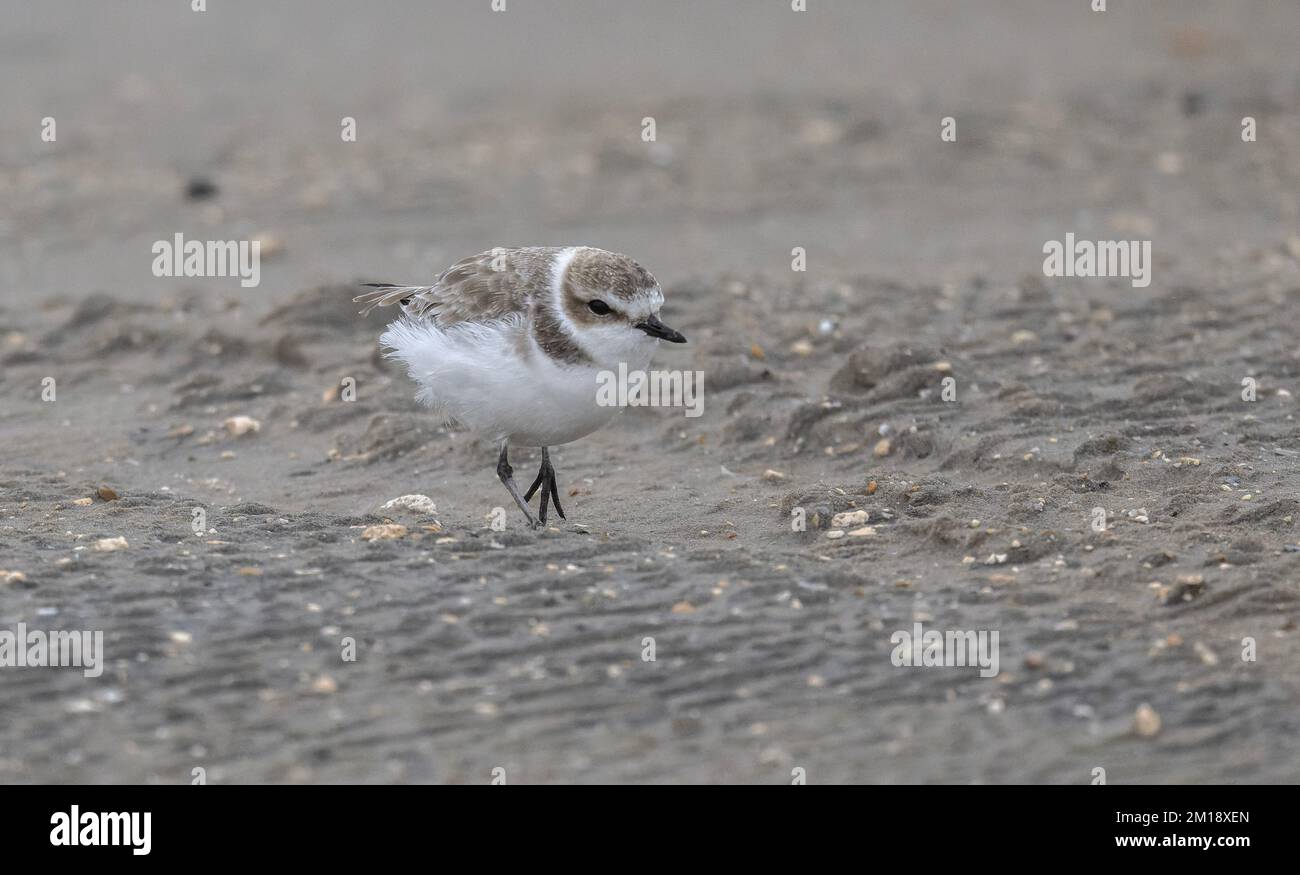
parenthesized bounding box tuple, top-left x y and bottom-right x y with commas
(354, 247, 564, 325)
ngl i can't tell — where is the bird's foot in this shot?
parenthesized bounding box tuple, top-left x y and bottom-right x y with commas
(524, 448, 565, 528)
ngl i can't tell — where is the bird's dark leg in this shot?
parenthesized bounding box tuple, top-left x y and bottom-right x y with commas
(524, 447, 565, 525)
(547, 456, 565, 521)
(496, 444, 535, 527)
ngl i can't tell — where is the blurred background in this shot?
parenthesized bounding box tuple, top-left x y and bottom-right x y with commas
(3, 0, 1297, 309)
(3, 2, 1300, 785)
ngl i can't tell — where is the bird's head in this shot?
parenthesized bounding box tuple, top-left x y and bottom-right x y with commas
(559, 248, 686, 364)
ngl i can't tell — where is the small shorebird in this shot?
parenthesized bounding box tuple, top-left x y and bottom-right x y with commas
(356, 246, 686, 528)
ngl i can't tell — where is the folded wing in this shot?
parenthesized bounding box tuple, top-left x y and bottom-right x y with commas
(354, 246, 563, 325)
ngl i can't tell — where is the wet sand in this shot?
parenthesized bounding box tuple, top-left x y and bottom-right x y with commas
(2, 1, 1300, 783)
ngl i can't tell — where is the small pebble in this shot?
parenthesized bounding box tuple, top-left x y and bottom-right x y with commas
(1133, 703, 1162, 737)
(382, 494, 437, 515)
(252, 231, 284, 259)
(184, 176, 218, 200)
(1193, 641, 1219, 666)
(310, 675, 338, 695)
(223, 415, 261, 437)
(361, 523, 408, 541)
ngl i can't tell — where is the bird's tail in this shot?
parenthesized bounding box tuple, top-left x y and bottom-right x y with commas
(353, 283, 431, 316)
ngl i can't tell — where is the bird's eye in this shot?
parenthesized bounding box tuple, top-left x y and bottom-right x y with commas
(588, 299, 611, 315)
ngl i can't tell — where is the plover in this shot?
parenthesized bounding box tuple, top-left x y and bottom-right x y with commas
(356, 246, 686, 528)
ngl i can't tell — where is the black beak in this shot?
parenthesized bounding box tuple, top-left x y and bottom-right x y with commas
(635, 313, 687, 343)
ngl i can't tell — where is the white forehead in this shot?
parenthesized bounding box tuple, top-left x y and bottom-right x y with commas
(624, 286, 665, 321)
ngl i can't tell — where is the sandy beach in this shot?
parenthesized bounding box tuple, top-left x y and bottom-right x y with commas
(2, 0, 1300, 783)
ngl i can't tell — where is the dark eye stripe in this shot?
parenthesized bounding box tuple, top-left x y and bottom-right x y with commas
(587, 299, 611, 315)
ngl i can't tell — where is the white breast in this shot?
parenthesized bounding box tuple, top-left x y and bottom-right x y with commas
(380, 315, 658, 448)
